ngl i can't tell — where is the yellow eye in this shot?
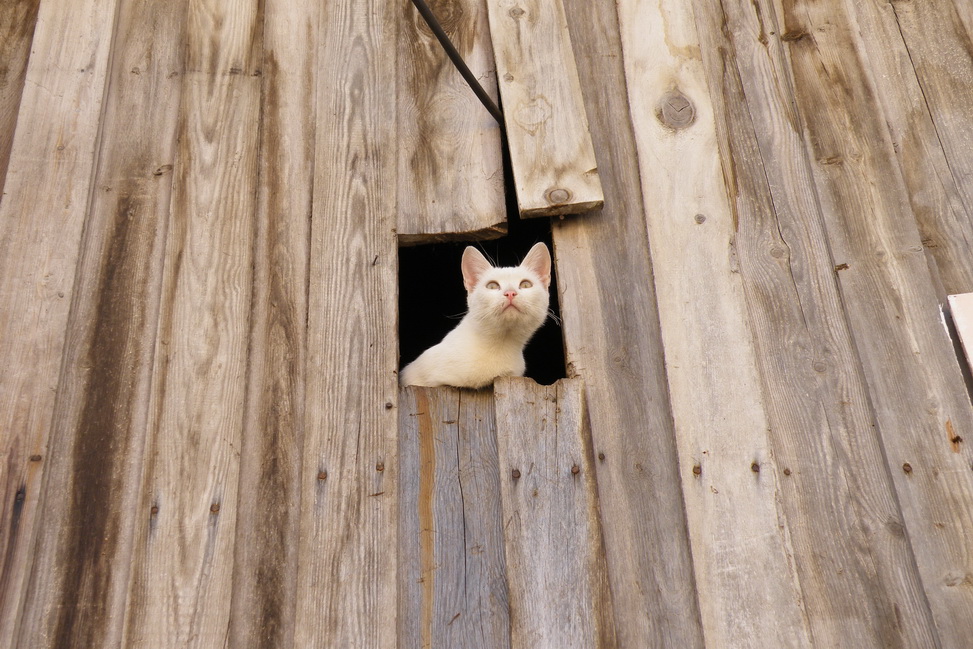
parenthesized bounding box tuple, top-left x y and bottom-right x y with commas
(519, 280, 533, 289)
(486, 281, 500, 290)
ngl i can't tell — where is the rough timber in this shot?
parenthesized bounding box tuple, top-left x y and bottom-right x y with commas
(1, 0, 972, 647)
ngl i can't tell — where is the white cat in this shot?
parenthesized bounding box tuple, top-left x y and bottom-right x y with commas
(400, 242, 552, 388)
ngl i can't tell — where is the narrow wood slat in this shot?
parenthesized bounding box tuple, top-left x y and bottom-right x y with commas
(949, 293, 973, 371)
(691, 0, 941, 644)
(120, 0, 263, 645)
(0, 0, 41, 202)
(0, 0, 119, 642)
(616, 0, 814, 645)
(555, 0, 705, 643)
(398, 387, 510, 649)
(486, 0, 603, 217)
(226, 0, 316, 646)
(397, 0, 506, 244)
(293, 0, 399, 644)
(494, 378, 615, 649)
(7, 0, 185, 646)
(777, 0, 973, 643)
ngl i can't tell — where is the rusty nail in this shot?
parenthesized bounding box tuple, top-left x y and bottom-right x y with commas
(210, 503, 220, 514)
(512, 469, 521, 480)
(29, 454, 42, 462)
(751, 462, 760, 473)
(150, 505, 159, 515)
(385, 402, 394, 409)
(571, 464, 580, 475)
(692, 465, 702, 476)
(376, 462, 385, 472)
(317, 470, 328, 481)
(598, 452, 605, 461)
(903, 463, 913, 474)
(783, 468, 792, 476)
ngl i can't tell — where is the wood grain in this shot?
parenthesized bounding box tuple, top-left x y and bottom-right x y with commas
(494, 378, 615, 649)
(397, 0, 507, 245)
(6, 0, 185, 646)
(486, 0, 603, 217)
(555, 0, 705, 644)
(949, 293, 973, 371)
(616, 0, 814, 645)
(0, 0, 119, 643)
(292, 0, 400, 645)
(777, 0, 973, 643)
(0, 0, 40, 204)
(226, 0, 316, 647)
(691, 0, 940, 644)
(398, 386, 510, 649)
(119, 0, 263, 645)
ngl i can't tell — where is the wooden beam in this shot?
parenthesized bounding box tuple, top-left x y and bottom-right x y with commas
(0, 0, 119, 642)
(554, 0, 705, 643)
(486, 0, 603, 218)
(119, 0, 263, 644)
(494, 378, 615, 649)
(0, 0, 40, 203)
(616, 0, 814, 644)
(397, 0, 507, 244)
(399, 386, 510, 649)
(292, 0, 399, 644)
(949, 293, 973, 371)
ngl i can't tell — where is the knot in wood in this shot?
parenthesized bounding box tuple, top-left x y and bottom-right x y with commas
(658, 90, 695, 130)
(508, 5, 526, 19)
(546, 187, 572, 205)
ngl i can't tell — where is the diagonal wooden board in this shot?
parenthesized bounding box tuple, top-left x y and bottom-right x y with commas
(949, 293, 973, 372)
(486, 0, 604, 218)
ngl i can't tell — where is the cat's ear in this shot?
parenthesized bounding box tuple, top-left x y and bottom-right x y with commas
(521, 242, 551, 289)
(461, 246, 493, 293)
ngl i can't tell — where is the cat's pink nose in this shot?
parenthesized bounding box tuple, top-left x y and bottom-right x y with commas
(504, 290, 517, 301)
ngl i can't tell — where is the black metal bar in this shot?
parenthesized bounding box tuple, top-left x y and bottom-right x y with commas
(409, 0, 505, 127)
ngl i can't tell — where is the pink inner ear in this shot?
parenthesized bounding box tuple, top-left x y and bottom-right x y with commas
(461, 247, 493, 292)
(521, 243, 552, 289)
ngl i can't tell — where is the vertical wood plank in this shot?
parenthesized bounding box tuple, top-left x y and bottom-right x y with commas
(7, 0, 185, 646)
(120, 0, 263, 645)
(691, 0, 941, 644)
(0, 0, 119, 642)
(398, 387, 510, 649)
(777, 0, 973, 643)
(555, 0, 706, 644)
(616, 0, 814, 645)
(949, 293, 973, 372)
(486, 0, 603, 217)
(397, 0, 506, 244)
(0, 0, 41, 202)
(293, 0, 399, 644)
(226, 0, 316, 646)
(494, 378, 615, 649)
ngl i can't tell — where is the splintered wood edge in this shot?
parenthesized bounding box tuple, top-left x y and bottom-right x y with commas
(948, 293, 973, 370)
(521, 197, 605, 219)
(397, 222, 508, 247)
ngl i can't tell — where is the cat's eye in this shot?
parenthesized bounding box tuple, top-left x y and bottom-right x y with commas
(519, 280, 533, 289)
(486, 281, 500, 290)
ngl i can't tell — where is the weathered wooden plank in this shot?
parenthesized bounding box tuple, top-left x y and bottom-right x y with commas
(226, 0, 316, 647)
(616, 0, 814, 645)
(292, 0, 399, 645)
(0, 0, 40, 204)
(777, 0, 973, 643)
(119, 0, 263, 646)
(494, 378, 615, 649)
(691, 0, 940, 645)
(950, 293, 973, 371)
(398, 386, 509, 649)
(486, 0, 603, 217)
(4, 0, 185, 646)
(554, 0, 705, 644)
(0, 0, 119, 642)
(397, 0, 506, 244)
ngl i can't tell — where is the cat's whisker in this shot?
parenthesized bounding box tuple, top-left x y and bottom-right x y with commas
(546, 309, 562, 326)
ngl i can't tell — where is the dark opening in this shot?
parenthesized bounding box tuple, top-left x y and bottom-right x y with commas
(398, 212, 566, 386)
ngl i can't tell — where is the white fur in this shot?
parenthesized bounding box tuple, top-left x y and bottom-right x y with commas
(400, 242, 552, 388)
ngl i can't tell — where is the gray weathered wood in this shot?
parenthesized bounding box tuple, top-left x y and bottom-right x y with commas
(397, 0, 506, 244)
(691, 0, 941, 645)
(494, 378, 615, 649)
(119, 0, 263, 645)
(398, 386, 510, 649)
(555, 0, 705, 644)
(616, 0, 812, 645)
(0, 0, 119, 642)
(226, 0, 316, 647)
(486, 0, 603, 217)
(5, 0, 185, 646)
(777, 0, 973, 643)
(950, 293, 973, 371)
(0, 0, 40, 205)
(292, 0, 399, 644)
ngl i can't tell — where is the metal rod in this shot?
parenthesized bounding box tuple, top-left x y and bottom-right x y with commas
(409, 0, 505, 127)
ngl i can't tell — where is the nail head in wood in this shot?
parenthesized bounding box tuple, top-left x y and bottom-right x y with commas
(571, 464, 580, 475)
(903, 463, 913, 474)
(512, 468, 521, 480)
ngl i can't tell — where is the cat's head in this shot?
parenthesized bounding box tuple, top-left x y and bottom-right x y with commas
(461, 243, 551, 337)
